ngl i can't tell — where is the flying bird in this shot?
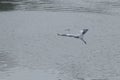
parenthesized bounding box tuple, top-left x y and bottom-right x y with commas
(57, 29, 88, 44)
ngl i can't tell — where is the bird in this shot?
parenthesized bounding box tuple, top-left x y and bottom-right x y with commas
(57, 29, 88, 44)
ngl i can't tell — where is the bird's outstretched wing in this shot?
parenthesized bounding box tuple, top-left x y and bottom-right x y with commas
(57, 33, 76, 37)
(81, 29, 88, 35)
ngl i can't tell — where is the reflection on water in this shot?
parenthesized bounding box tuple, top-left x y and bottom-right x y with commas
(0, 3, 16, 11)
(0, 0, 120, 14)
(0, 0, 17, 11)
(0, 51, 17, 71)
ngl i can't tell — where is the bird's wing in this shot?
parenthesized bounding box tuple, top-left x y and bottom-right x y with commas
(81, 29, 88, 35)
(57, 33, 75, 37)
(80, 38, 87, 44)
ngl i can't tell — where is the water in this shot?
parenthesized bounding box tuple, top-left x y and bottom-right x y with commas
(0, 0, 120, 14)
(0, 0, 120, 80)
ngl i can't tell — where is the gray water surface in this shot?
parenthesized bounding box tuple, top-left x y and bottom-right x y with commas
(0, 0, 120, 80)
(0, 0, 120, 14)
